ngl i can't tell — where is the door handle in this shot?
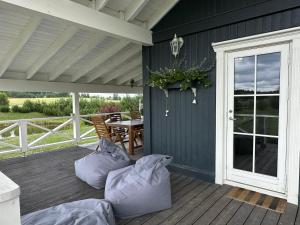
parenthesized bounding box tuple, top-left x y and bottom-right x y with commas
(229, 117, 236, 121)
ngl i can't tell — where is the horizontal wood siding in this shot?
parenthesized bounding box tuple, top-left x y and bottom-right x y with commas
(143, 0, 300, 181)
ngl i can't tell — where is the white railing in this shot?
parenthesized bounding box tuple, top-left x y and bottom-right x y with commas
(0, 112, 127, 156)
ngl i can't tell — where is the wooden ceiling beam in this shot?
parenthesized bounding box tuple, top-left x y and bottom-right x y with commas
(0, 0, 152, 45)
(27, 26, 78, 79)
(0, 16, 41, 77)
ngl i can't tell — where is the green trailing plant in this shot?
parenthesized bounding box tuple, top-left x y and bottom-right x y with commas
(0, 92, 9, 106)
(146, 57, 212, 91)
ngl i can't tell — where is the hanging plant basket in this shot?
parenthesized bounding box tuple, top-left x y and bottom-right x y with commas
(146, 67, 211, 91)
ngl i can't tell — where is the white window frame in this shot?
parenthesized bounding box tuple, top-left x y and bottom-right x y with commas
(212, 27, 300, 205)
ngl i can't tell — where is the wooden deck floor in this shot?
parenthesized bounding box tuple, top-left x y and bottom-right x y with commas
(0, 147, 299, 225)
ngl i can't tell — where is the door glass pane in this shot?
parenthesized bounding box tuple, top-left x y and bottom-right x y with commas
(234, 134, 253, 172)
(255, 137, 278, 177)
(234, 56, 255, 95)
(234, 97, 254, 133)
(256, 96, 279, 136)
(257, 53, 281, 94)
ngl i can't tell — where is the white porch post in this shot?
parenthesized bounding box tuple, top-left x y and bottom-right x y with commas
(71, 92, 80, 143)
(214, 50, 226, 185)
(19, 120, 28, 156)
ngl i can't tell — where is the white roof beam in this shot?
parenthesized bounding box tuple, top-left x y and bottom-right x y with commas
(27, 26, 78, 79)
(0, 0, 152, 45)
(125, 0, 150, 22)
(147, 0, 180, 29)
(101, 58, 141, 84)
(0, 78, 141, 93)
(72, 40, 130, 82)
(49, 34, 105, 81)
(0, 16, 41, 77)
(116, 70, 142, 85)
(87, 46, 141, 83)
(89, 0, 110, 11)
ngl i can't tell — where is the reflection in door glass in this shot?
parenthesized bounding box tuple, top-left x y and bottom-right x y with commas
(234, 97, 254, 133)
(255, 137, 278, 177)
(234, 134, 253, 172)
(256, 96, 279, 136)
(234, 56, 255, 95)
(257, 53, 281, 94)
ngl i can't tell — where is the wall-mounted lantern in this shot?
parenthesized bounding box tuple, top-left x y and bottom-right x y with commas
(170, 34, 184, 58)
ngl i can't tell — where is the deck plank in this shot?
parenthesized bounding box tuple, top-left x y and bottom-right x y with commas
(278, 204, 298, 225)
(161, 185, 228, 225)
(226, 203, 254, 225)
(210, 200, 242, 225)
(140, 181, 210, 225)
(294, 207, 300, 225)
(243, 206, 267, 225)
(261, 210, 281, 225)
(193, 195, 232, 225)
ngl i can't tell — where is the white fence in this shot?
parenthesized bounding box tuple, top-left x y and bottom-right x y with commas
(0, 112, 126, 156)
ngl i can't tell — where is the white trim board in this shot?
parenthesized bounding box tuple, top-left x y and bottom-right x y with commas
(212, 26, 300, 205)
(0, 79, 142, 93)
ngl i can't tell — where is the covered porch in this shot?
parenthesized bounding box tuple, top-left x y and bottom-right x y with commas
(2, 0, 300, 224)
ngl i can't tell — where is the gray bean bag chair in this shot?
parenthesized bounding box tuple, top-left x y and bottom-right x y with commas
(75, 138, 130, 189)
(105, 154, 173, 218)
(21, 199, 115, 225)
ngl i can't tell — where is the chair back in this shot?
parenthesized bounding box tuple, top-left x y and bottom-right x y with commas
(91, 115, 111, 140)
(130, 111, 142, 120)
(109, 113, 122, 122)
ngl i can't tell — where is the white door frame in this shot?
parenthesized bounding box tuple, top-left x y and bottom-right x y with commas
(226, 44, 289, 195)
(212, 26, 300, 205)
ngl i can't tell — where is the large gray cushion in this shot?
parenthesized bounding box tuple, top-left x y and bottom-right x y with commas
(105, 154, 173, 218)
(21, 199, 115, 225)
(75, 139, 130, 189)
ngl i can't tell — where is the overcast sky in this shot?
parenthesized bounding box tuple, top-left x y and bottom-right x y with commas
(234, 52, 280, 93)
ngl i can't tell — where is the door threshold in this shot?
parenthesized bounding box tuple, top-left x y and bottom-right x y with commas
(226, 186, 287, 213)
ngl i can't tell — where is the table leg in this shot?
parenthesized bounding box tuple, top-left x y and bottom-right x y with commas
(128, 126, 134, 155)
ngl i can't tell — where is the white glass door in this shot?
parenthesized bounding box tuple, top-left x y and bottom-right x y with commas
(226, 44, 289, 193)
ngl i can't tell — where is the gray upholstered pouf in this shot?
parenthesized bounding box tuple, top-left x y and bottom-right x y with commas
(22, 199, 115, 225)
(105, 154, 173, 218)
(75, 139, 130, 189)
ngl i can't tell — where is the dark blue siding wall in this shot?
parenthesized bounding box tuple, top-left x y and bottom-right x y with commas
(143, 0, 300, 182)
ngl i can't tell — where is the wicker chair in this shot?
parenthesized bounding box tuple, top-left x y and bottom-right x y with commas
(91, 115, 126, 151)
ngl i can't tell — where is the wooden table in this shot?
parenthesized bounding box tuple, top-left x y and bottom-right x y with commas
(106, 120, 143, 155)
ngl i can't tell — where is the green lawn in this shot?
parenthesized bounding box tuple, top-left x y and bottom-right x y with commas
(9, 97, 63, 106)
(0, 112, 47, 121)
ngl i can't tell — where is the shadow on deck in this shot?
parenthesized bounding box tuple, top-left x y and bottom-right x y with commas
(0, 147, 299, 225)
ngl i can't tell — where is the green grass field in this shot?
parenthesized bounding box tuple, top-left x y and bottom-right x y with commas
(8, 97, 62, 106)
(8, 97, 121, 106)
(0, 112, 47, 121)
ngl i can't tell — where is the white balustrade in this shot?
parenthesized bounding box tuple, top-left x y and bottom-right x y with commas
(0, 112, 127, 156)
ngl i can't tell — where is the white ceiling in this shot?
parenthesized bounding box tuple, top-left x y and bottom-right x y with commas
(0, 0, 179, 91)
